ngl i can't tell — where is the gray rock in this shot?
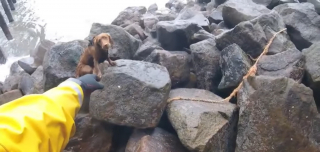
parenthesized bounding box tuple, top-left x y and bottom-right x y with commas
(90, 59, 171, 128)
(9, 61, 24, 76)
(165, 0, 188, 13)
(0, 47, 6, 64)
(216, 11, 296, 58)
(86, 23, 141, 60)
(192, 28, 216, 43)
(148, 3, 158, 13)
(156, 20, 202, 51)
(111, 6, 147, 27)
(208, 10, 223, 24)
(30, 66, 45, 94)
(175, 7, 210, 27)
(306, 0, 320, 14)
(126, 128, 189, 152)
(253, 0, 299, 9)
(236, 76, 320, 151)
(220, 0, 271, 28)
(190, 38, 221, 93)
(124, 23, 147, 41)
(0, 90, 23, 105)
(144, 50, 190, 87)
(219, 44, 251, 91)
(64, 114, 113, 152)
(302, 42, 320, 108)
(18, 57, 38, 75)
(0, 82, 3, 94)
(43, 40, 85, 91)
(156, 13, 177, 21)
(167, 88, 238, 152)
(2, 72, 24, 93)
(18, 72, 34, 95)
(273, 3, 320, 50)
(31, 39, 55, 65)
(133, 37, 163, 60)
(257, 48, 305, 82)
(140, 14, 159, 33)
(217, 21, 228, 29)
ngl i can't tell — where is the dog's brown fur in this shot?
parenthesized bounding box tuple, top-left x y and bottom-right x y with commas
(75, 33, 116, 80)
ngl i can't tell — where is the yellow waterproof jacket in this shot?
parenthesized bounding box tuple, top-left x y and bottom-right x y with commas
(0, 80, 83, 152)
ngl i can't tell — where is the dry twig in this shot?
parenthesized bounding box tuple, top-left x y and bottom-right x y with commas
(167, 28, 287, 104)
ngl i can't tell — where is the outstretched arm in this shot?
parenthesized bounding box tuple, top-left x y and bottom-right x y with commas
(0, 74, 103, 152)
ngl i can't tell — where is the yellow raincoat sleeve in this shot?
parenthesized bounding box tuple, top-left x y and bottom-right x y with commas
(0, 79, 84, 152)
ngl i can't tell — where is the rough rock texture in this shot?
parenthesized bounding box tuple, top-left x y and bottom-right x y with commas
(87, 23, 141, 60)
(64, 114, 113, 152)
(43, 40, 85, 91)
(253, 0, 299, 9)
(144, 50, 190, 87)
(30, 66, 45, 94)
(9, 61, 24, 76)
(156, 20, 202, 51)
(192, 28, 216, 43)
(307, 0, 320, 14)
(219, 44, 251, 91)
(0, 47, 6, 64)
(236, 76, 320, 151)
(111, 6, 147, 27)
(2, 73, 23, 93)
(220, 0, 271, 28)
(140, 14, 159, 33)
(18, 72, 34, 95)
(175, 7, 210, 27)
(124, 23, 147, 41)
(156, 13, 177, 22)
(148, 3, 158, 13)
(133, 37, 163, 60)
(208, 10, 223, 24)
(257, 48, 305, 82)
(90, 59, 171, 128)
(18, 57, 38, 75)
(274, 3, 320, 50)
(126, 128, 189, 152)
(190, 38, 221, 93)
(167, 88, 238, 152)
(165, 0, 188, 13)
(0, 90, 23, 105)
(31, 39, 55, 65)
(302, 42, 320, 108)
(216, 11, 297, 58)
(0, 82, 2, 94)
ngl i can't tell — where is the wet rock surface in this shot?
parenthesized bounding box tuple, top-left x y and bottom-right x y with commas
(126, 128, 189, 152)
(133, 37, 163, 60)
(236, 76, 320, 151)
(90, 59, 171, 128)
(111, 6, 147, 27)
(31, 39, 55, 65)
(0, 90, 23, 105)
(0, 47, 6, 64)
(274, 3, 320, 50)
(18, 57, 38, 75)
(167, 88, 238, 152)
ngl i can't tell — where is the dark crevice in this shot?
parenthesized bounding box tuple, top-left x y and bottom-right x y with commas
(286, 25, 312, 51)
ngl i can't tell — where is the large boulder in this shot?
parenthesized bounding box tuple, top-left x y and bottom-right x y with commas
(302, 42, 320, 108)
(111, 6, 147, 27)
(43, 40, 85, 91)
(0, 47, 6, 64)
(167, 88, 238, 152)
(9, 61, 24, 76)
(64, 114, 113, 152)
(219, 43, 251, 91)
(216, 11, 297, 58)
(273, 3, 320, 50)
(236, 76, 320, 151)
(0, 90, 23, 105)
(220, 0, 271, 28)
(90, 59, 171, 128)
(124, 23, 147, 41)
(253, 0, 299, 9)
(133, 37, 163, 60)
(257, 48, 305, 82)
(17, 66, 45, 95)
(86, 23, 141, 60)
(305, 0, 320, 14)
(140, 14, 159, 33)
(208, 10, 223, 24)
(190, 38, 221, 93)
(175, 7, 210, 28)
(147, 3, 158, 14)
(126, 128, 189, 152)
(2, 72, 24, 93)
(144, 50, 190, 88)
(31, 39, 55, 65)
(156, 20, 202, 51)
(18, 57, 38, 75)
(18, 72, 34, 95)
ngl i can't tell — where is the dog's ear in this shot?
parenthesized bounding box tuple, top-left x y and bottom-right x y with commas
(107, 33, 114, 48)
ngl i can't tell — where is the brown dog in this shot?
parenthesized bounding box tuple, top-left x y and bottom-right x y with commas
(75, 33, 116, 80)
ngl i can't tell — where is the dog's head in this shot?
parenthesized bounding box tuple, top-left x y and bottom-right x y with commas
(93, 33, 114, 51)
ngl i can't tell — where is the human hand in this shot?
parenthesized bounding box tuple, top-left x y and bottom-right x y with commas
(76, 74, 104, 94)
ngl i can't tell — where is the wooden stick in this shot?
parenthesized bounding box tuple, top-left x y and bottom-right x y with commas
(0, 12, 13, 40)
(167, 28, 287, 104)
(7, 0, 15, 11)
(1, 0, 14, 22)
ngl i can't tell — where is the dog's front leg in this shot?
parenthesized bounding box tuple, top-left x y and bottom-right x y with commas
(93, 59, 102, 80)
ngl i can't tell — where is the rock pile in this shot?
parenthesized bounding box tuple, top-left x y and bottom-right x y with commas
(2, 0, 320, 151)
